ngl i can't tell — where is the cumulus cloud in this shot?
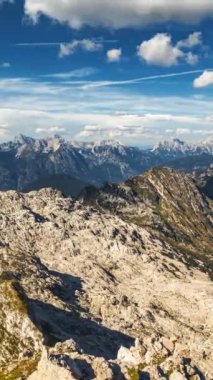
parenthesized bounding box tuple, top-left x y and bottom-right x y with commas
(185, 52, 199, 65)
(193, 70, 213, 88)
(177, 32, 202, 48)
(59, 39, 102, 58)
(137, 34, 183, 67)
(24, 1, 213, 29)
(107, 48, 122, 62)
(137, 33, 201, 67)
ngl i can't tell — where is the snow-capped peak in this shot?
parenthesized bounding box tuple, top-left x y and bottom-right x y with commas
(152, 138, 213, 156)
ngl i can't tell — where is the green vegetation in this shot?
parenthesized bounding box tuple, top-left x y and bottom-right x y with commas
(124, 214, 148, 227)
(0, 280, 28, 316)
(127, 363, 147, 380)
(151, 354, 167, 366)
(0, 278, 40, 375)
(0, 355, 40, 380)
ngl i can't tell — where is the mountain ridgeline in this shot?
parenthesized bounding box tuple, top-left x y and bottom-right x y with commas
(0, 134, 212, 197)
(0, 167, 212, 379)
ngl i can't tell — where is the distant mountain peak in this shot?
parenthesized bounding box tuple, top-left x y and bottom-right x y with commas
(152, 138, 213, 156)
(152, 138, 188, 152)
(14, 133, 35, 145)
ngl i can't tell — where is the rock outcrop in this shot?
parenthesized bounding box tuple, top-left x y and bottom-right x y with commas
(0, 168, 212, 379)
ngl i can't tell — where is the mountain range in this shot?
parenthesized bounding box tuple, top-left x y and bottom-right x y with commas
(0, 167, 212, 379)
(0, 135, 212, 197)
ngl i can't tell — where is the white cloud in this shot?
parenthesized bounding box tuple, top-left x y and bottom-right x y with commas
(137, 34, 183, 67)
(177, 32, 202, 48)
(176, 128, 191, 135)
(137, 33, 201, 67)
(0, 123, 9, 137)
(192, 129, 213, 136)
(24, 0, 213, 29)
(193, 70, 213, 88)
(81, 69, 204, 90)
(59, 39, 102, 58)
(185, 52, 198, 65)
(77, 121, 150, 139)
(107, 48, 122, 62)
(0, 73, 212, 144)
(44, 67, 96, 79)
(36, 126, 66, 134)
(76, 113, 213, 140)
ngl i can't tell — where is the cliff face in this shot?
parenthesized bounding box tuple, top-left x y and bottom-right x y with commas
(0, 168, 212, 379)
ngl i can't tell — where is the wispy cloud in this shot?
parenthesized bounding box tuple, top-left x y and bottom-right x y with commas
(0, 62, 11, 68)
(76, 112, 213, 140)
(59, 39, 102, 58)
(43, 67, 97, 79)
(81, 69, 211, 89)
(0, 72, 212, 144)
(35, 126, 66, 134)
(16, 42, 63, 47)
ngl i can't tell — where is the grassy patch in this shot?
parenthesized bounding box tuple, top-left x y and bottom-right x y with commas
(0, 280, 28, 316)
(0, 355, 40, 380)
(127, 363, 147, 380)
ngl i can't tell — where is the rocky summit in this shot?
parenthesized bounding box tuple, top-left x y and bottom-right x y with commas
(0, 168, 212, 380)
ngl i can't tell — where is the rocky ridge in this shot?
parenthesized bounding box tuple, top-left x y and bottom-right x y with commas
(152, 139, 213, 157)
(0, 168, 212, 379)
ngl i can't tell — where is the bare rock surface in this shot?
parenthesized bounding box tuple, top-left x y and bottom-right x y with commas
(0, 168, 212, 379)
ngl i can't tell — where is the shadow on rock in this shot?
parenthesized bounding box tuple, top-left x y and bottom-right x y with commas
(21, 258, 135, 360)
(28, 298, 134, 360)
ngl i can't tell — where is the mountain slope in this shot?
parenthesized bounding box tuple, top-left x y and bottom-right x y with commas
(0, 168, 212, 379)
(193, 164, 213, 200)
(0, 135, 154, 190)
(163, 154, 213, 173)
(83, 167, 213, 274)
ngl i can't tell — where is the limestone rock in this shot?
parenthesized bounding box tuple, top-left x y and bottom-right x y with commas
(92, 357, 114, 380)
(0, 167, 212, 379)
(169, 371, 186, 380)
(28, 349, 82, 380)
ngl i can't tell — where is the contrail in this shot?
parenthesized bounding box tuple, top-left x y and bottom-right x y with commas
(82, 69, 213, 90)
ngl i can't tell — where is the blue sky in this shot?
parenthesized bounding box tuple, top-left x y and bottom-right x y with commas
(0, 0, 212, 145)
